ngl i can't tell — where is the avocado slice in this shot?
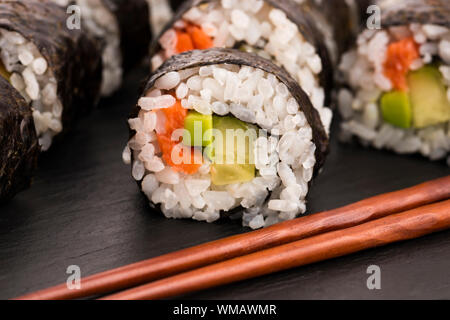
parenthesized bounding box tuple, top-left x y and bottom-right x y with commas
(380, 91, 412, 129)
(211, 116, 256, 186)
(183, 111, 213, 147)
(408, 65, 450, 128)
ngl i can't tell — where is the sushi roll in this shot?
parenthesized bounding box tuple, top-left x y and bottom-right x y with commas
(150, 0, 341, 133)
(0, 76, 40, 203)
(124, 48, 329, 229)
(338, 0, 450, 164)
(0, 0, 102, 151)
(52, 0, 152, 96)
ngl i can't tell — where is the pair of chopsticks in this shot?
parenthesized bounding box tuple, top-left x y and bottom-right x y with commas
(16, 176, 450, 300)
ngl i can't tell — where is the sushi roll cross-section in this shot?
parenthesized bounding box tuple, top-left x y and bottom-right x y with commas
(0, 76, 40, 203)
(338, 0, 450, 164)
(147, 0, 174, 35)
(151, 0, 341, 133)
(125, 48, 328, 229)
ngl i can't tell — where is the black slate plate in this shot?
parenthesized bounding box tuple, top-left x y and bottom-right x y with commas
(0, 67, 449, 300)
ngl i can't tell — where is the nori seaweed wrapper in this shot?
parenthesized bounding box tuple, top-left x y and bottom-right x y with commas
(152, 0, 333, 95)
(102, 0, 152, 71)
(355, 0, 374, 26)
(296, 0, 360, 62)
(379, 0, 450, 28)
(0, 77, 40, 203)
(357, 0, 450, 29)
(0, 0, 102, 138)
(133, 48, 329, 175)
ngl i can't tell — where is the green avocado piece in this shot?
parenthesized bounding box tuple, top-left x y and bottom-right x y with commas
(211, 116, 256, 186)
(183, 111, 213, 147)
(407, 65, 450, 128)
(380, 91, 412, 129)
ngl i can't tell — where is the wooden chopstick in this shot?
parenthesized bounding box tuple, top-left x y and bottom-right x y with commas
(101, 200, 450, 300)
(16, 176, 450, 300)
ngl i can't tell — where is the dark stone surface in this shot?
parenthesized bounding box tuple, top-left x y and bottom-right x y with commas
(0, 68, 448, 300)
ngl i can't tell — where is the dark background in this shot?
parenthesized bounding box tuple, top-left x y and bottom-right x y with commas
(0, 68, 449, 300)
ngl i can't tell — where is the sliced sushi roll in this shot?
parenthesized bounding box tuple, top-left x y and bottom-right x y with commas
(150, 0, 348, 133)
(0, 76, 40, 203)
(52, 0, 152, 96)
(338, 0, 450, 164)
(125, 48, 329, 229)
(0, 0, 102, 151)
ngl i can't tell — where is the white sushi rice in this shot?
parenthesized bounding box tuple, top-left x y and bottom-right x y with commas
(0, 29, 62, 151)
(125, 65, 317, 229)
(147, 0, 173, 35)
(52, 0, 123, 96)
(338, 24, 450, 164)
(153, 0, 332, 133)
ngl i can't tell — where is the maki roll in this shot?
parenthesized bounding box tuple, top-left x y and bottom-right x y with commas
(51, 0, 152, 96)
(0, 0, 102, 151)
(150, 0, 342, 133)
(124, 48, 329, 229)
(0, 76, 40, 203)
(338, 0, 450, 164)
